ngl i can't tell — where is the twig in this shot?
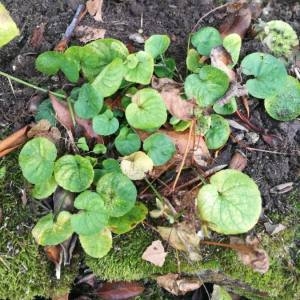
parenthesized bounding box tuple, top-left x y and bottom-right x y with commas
(216, 82, 248, 106)
(246, 147, 300, 156)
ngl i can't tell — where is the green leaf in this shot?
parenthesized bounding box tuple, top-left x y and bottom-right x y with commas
(196, 114, 211, 136)
(241, 52, 288, 99)
(31, 176, 57, 200)
(35, 51, 64, 75)
(124, 51, 154, 85)
(32, 211, 73, 245)
(144, 34, 170, 59)
(0, 3, 19, 47)
(79, 228, 112, 258)
(143, 133, 176, 166)
(115, 127, 141, 156)
(92, 57, 125, 97)
(74, 83, 103, 119)
(108, 202, 148, 234)
(60, 57, 80, 83)
(71, 191, 109, 235)
(125, 88, 167, 130)
(93, 144, 107, 154)
(154, 57, 176, 78)
(205, 114, 230, 149)
(54, 155, 94, 192)
(184, 66, 229, 107)
(191, 27, 222, 56)
(35, 99, 56, 126)
(265, 76, 300, 121)
(212, 285, 232, 300)
(92, 109, 119, 136)
(213, 97, 237, 115)
(186, 49, 202, 73)
(197, 169, 262, 234)
(223, 33, 241, 66)
(19, 137, 57, 184)
(96, 172, 137, 217)
(77, 137, 89, 152)
(95, 159, 121, 181)
(0, 166, 6, 180)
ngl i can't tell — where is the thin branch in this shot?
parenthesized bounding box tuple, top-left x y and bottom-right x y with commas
(216, 82, 248, 106)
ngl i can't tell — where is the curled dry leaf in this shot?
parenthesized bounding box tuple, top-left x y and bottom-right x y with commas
(270, 182, 294, 194)
(229, 150, 247, 171)
(30, 23, 45, 48)
(157, 273, 202, 296)
(264, 222, 286, 236)
(142, 240, 168, 267)
(230, 235, 269, 274)
(86, 0, 104, 22)
(44, 245, 63, 279)
(151, 77, 195, 120)
(75, 25, 106, 43)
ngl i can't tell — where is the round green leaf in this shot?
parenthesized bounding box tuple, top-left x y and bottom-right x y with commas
(197, 169, 262, 234)
(60, 57, 80, 83)
(223, 33, 241, 66)
(92, 57, 125, 97)
(144, 34, 170, 59)
(125, 88, 167, 130)
(265, 76, 300, 121)
(93, 143, 107, 154)
(124, 51, 154, 85)
(35, 51, 63, 75)
(205, 114, 230, 149)
(184, 66, 229, 107)
(186, 49, 202, 73)
(74, 83, 103, 119)
(71, 191, 109, 235)
(115, 127, 141, 156)
(108, 202, 148, 234)
(213, 97, 237, 115)
(96, 172, 137, 217)
(79, 228, 112, 258)
(19, 137, 57, 184)
(241, 52, 288, 99)
(31, 176, 57, 200)
(143, 133, 176, 166)
(154, 57, 176, 78)
(191, 27, 222, 56)
(54, 155, 94, 192)
(32, 211, 73, 246)
(92, 109, 119, 136)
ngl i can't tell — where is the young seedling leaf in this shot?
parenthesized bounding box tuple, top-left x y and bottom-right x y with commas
(143, 133, 176, 166)
(77, 137, 89, 152)
(205, 114, 230, 149)
(125, 88, 167, 130)
(35, 51, 64, 76)
(96, 172, 137, 217)
(191, 27, 222, 56)
(124, 51, 154, 85)
(74, 83, 103, 119)
(213, 97, 237, 115)
(71, 191, 109, 235)
(79, 228, 112, 258)
(184, 66, 229, 107)
(32, 212, 73, 246)
(241, 52, 287, 99)
(93, 143, 107, 154)
(120, 151, 153, 180)
(92, 109, 119, 136)
(54, 155, 94, 192)
(223, 33, 241, 66)
(108, 202, 148, 234)
(115, 127, 141, 156)
(19, 137, 57, 184)
(264, 76, 300, 121)
(197, 169, 262, 234)
(32, 176, 58, 200)
(186, 49, 202, 73)
(144, 34, 170, 59)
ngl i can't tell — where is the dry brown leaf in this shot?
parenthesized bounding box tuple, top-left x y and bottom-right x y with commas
(152, 77, 195, 120)
(76, 116, 104, 143)
(30, 23, 45, 48)
(44, 245, 63, 279)
(264, 222, 286, 236)
(229, 150, 247, 171)
(27, 120, 61, 143)
(87, 0, 104, 22)
(157, 273, 202, 296)
(142, 240, 168, 267)
(75, 25, 106, 43)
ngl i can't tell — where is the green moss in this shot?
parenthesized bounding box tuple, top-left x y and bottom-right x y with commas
(0, 153, 78, 299)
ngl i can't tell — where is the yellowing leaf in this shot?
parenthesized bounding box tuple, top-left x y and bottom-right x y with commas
(142, 240, 168, 267)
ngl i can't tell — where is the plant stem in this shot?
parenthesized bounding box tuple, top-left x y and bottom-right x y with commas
(0, 70, 66, 99)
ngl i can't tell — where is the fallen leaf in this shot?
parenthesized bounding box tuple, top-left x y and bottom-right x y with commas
(44, 245, 63, 279)
(30, 23, 45, 48)
(142, 240, 168, 267)
(76, 117, 104, 143)
(151, 77, 195, 120)
(229, 150, 247, 171)
(157, 273, 202, 296)
(27, 119, 61, 143)
(75, 25, 106, 43)
(87, 0, 104, 22)
(269, 182, 294, 194)
(61, 234, 77, 265)
(96, 281, 144, 300)
(264, 222, 286, 236)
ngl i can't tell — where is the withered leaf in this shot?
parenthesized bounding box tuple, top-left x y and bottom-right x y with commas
(86, 0, 104, 22)
(44, 245, 62, 279)
(229, 150, 247, 171)
(30, 23, 45, 48)
(142, 240, 168, 267)
(75, 25, 106, 43)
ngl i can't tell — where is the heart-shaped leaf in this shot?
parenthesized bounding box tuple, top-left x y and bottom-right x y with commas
(19, 137, 57, 184)
(32, 211, 73, 246)
(241, 52, 287, 99)
(143, 133, 176, 166)
(223, 33, 241, 66)
(125, 88, 167, 130)
(79, 228, 112, 258)
(124, 51, 154, 85)
(184, 66, 229, 107)
(92, 109, 119, 136)
(115, 127, 141, 156)
(32, 176, 58, 200)
(71, 191, 109, 235)
(96, 172, 137, 217)
(144, 34, 170, 59)
(186, 49, 202, 73)
(197, 169, 262, 234)
(108, 202, 148, 234)
(265, 76, 300, 121)
(54, 155, 94, 192)
(213, 97, 237, 115)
